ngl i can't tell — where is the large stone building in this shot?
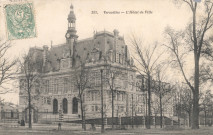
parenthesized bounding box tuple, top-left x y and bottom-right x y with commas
(19, 5, 174, 121)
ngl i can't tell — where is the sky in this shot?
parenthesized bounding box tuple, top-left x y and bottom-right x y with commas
(0, 0, 199, 104)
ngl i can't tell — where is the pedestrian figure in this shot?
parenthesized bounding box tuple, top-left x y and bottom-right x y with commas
(21, 119, 25, 126)
(58, 122, 62, 130)
(91, 123, 96, 131)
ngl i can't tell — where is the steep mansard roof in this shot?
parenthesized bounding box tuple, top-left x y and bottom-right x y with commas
(27, 30, 132, 73)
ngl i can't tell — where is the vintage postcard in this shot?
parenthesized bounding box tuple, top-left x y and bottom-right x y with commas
(0, 0, 212, 134)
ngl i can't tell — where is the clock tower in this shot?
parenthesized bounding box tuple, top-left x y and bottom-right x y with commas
(66, 4, 78, 59)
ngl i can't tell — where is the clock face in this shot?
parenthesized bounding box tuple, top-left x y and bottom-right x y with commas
(66, 33, 70, 38)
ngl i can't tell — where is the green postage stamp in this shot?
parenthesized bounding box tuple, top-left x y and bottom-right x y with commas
(4, 3, 36, 40)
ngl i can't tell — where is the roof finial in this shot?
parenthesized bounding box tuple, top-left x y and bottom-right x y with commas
(70, 4, 74, 10)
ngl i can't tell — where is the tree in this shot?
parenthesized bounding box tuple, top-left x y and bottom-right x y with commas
(173, 87, 182, 126)
(200, 62, 213, 84)
(131, 37, 163, 129)
(152, 64, 174, 128)
(104, 64, 122, 129)
(73, 63, 91, 131)
(153, 83, 174, 128)
(18, 50, 42, 129)
(166, 0, 213, 129)
(0, 40, 17, 94)
(175, 84, 193, 127)
(199, 90, 213, 126)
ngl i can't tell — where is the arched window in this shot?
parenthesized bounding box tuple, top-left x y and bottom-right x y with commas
(72, 97, 78, 114)
(63, 98, 68, 114)
(53, 99, 58, 114)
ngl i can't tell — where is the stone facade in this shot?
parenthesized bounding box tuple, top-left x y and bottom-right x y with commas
(19, 4, 174, 120)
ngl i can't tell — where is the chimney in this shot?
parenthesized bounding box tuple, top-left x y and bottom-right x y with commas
(113, 29, 119, 37)
(43, 45, 48, 67)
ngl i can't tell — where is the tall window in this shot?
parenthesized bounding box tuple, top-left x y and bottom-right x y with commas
(121, 54, 124, 64)
(114, 51, 116, 62)
(47, 97, 51, 105)
(136, 82, 139, 91)
(45, 80, 49, 93)
(71, 81, 74, 93)
(63, 98, 68, 114)
(119, 54, 121, 63)
(64, 78, 69, 93)
(91, 91, 95, 101)
(123, 80, 128, 89)
(53, 99, 58, 114)
(20, 79, 26, 90)
(72, 97, 78, 114)
(54, 79, 59, 94)
(35, 80, 40, 94)
(116, 53, 119, 62)
(121, 93, 125, 101)
(130, 75, 134, 90)
(138, 94, 142, 103)
(95, 72, 101, 86)
(142, 77, 145, 90)
(117, 93, 121, 101)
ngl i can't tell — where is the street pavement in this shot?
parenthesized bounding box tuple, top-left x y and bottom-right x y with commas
(0, 123, 213, 135)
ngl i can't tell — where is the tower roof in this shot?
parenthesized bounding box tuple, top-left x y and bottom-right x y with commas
(68, 4, 76, 21)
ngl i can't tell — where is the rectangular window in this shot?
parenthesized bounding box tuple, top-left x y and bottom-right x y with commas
(91, 91, 95, 101)
(44, 80, 49, 94)
(93, 71, 101, 86)
(122, 93, 125, 101)
(54, 79, 59, 93)
(47, 97, 51, 105)
(131, 82, 134, 90)
(87, 92, 91, 101)
(90, 72, 95, 87)
(64, 78, 69, 93)
(136, 82, 139, 91)
(142, 77, 145, 90)
(138, 95, 142, 103)
(96, 72, 101, 86)
(144, 79, 147, 89)
(53, 82, 56, 93)
(124, 80, 127, 89)
(71, 81, 75, 93)
(118, 106, 124, 112)
(114, 52, 116, 62)
(116, 53, 119, 63)
(95, 105, 98, 111)
(83, 94, 85, 102)
(121, 106, 124, 112)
